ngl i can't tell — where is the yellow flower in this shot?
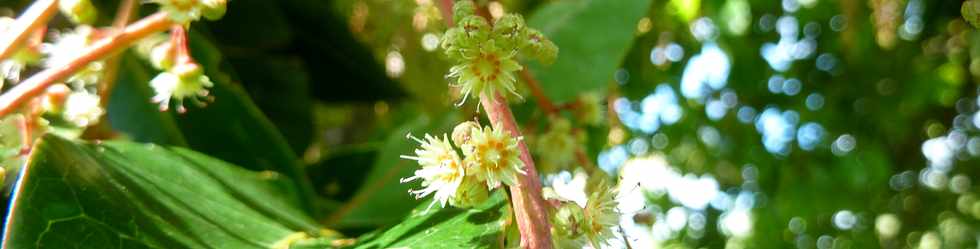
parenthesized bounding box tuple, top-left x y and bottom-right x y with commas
(462, 126, 525, 189)
(401, 134, 467, 211)
(447, 42, 522, 105)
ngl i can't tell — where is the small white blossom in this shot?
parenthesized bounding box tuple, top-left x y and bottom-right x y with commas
(42, 26, 104, 87)
(62, 92, 103, 127)
(150, 63, 214, 113)
(151, 0, 228, 24)
(400, 133, 467, 211)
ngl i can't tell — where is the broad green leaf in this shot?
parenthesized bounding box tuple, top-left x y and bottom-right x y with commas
(352, 191, 509, 248)
(328, 112, 460, 228)
(526, 0, 652, 102)
(1, 135, 336, 248)
(106, 33, 316, 212)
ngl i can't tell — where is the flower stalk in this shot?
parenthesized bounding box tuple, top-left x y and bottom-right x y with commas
(0, 12, 173, 117)
(481, 91, 553, 249)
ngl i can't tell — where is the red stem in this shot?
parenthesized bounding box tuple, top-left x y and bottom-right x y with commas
(481, 92, 553, 249)
(0, 12, 173, 117)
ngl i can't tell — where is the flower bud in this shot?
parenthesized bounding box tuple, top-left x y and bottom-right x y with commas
(492, 14, 525, 51)
(523, 29, 558, 64)
(452, 0, 476, 25)
(965, 0, 980, 28)
(449, 175, 489, 208)
(202, 0, 228, 20)
(575, 92, 603, 126)
(58, 0, 98, 25)
(549, 202, 587, 248)
(458, 16, 491, 41)
(451, 121, 480, 147)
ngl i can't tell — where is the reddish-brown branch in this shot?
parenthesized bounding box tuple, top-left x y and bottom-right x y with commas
(520, 70, 558, 115)
(0, 12, 173, 117)
(481, 92, 553, 249)
(0, 0, 58, 61)
(97, 0, 139, 106)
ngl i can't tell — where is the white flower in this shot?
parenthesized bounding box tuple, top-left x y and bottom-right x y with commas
(151, 0, 227, 24)
(400, 133, 467, 211)
(42, 26, 104, 87)
(63, 92, 103, 127)
(150, 62, 214, 113)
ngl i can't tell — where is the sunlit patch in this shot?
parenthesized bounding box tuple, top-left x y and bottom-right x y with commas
(681, 43, 730, 100)
(385, 50, 405, 78)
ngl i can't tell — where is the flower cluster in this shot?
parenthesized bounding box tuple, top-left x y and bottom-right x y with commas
(546, 179, 621, 248)
(441, 0, 557, 104)
(401, 121, 525, 210)
(151, 0, 228, 24)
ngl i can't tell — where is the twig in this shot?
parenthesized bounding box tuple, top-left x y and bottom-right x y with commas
(480, 92, 554, 249)
(0, 12, 173, 117)
(519, 70, 558, 114)
(0, 0, 58, 61)
(96, 0, 139, 106)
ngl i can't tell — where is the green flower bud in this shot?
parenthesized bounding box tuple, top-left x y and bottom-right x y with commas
(441, 28, 469, 60)
(575, 92, 604, 126)
(459, 16, 491, 41)
(202, 0, 228, 20)
(449, 175, 489, 208)
(452, 0, 476, 25)
(452, 121, 481, 147)
(523, 29, 558, 64)
(964, 0, 980, 28)
(493, 14, 526, 51)
(58, 0, 98, 25)
(549, 202, 587, 248)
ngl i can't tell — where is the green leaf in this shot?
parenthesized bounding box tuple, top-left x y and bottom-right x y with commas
(526, 0, 652, 102)
(106, 33, 316, 212)
(1, 135, 336, 248)
(352, 191, 509, 248)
